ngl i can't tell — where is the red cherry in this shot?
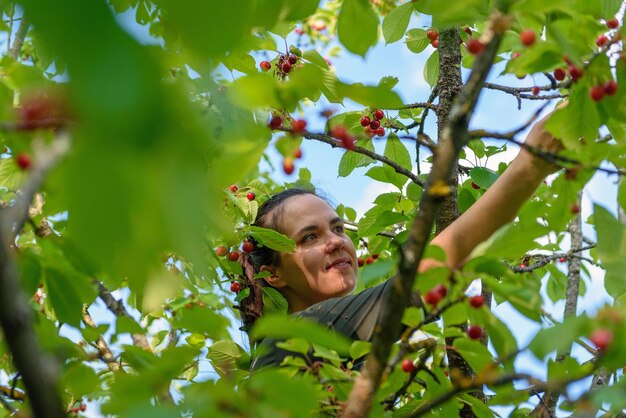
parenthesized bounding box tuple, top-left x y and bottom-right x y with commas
(469, 295, 484, 308)
(269, 115, 282, 129)
(373, 109, 385, 121)
(604, 79, 618, 95)
(375, 127, 385, 137)
(431, 39, 439, 48)
(16, 153, 31, 170)
(228, 184, 238, 193)
(372, 254, 379, 260)
(590, 328, 613, 350)
(463, 27, 473, 36)
(424, 289, 442, 306)
(215, 246, 229, 257)
(288, 54, 298, 64)
(568, 65, 584, 81)
(282, 158, 295, 175)
(553, 68, 566, 81)
(331, 125, 355, 150)
(401, 359, 416, 373)
(358, 258, 364, 267)
(590, 85, 605, 101)
(230, 282, 242, 293)
(227, 251, 240, 262)
(433, 284, 447, 298)
(291, 119, 307, 133)
(426, 29, 438, 41)
(247, 192, 256, 201)
(467, 39, 485, 55)
(79, 404, 86, 412)
(471, 181, 480, 189)
(18, 94, 66, 130)
(242, 241, 254, 253)
(281, 62, 292, 73)
(570, 203, 580, 214)
(360, 115, 371, 127)
(596, 34, 609, 47)
(369, 120, 380, 130)
(558, 257, 567, 263)
(363, 126, 374, 138)
(520, 29, 536, 46)
(365, 256, 375, 264)
(260, 61, 271, 72)
(467, 325, 484, 340)
(606, 17, 619, 29)
(532, 86, 540, 95)
(293, 147, 303, 159)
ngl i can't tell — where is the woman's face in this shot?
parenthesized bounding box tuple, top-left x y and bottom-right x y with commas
(268, 194, 358, 312)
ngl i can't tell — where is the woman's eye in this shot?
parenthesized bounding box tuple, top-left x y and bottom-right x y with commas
(334, 225, 345, 233)
(303, 234, 316, 242)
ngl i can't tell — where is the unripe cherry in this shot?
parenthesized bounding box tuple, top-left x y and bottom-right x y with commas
(282, 158, 295, 175)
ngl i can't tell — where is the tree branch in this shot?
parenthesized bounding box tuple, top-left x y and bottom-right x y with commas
(8, 15, 29, 61)
(303, 132, 425, 187)
(82, 306, 123, 373)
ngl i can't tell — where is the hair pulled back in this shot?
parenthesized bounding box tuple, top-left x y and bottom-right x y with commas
(237, 187, 319, 336)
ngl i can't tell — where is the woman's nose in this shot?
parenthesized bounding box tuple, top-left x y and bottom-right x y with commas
(326, 233, 345, 253)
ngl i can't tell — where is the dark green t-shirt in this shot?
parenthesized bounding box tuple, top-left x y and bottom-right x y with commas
(251, 280, 394, 370)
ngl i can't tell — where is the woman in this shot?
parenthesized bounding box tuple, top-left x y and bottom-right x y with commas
(244, 112, 562, 370)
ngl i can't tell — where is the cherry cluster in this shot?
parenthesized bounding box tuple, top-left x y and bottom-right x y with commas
(259, 53, 299, 79)
(360, 108, 386, 137)
(357, 253, 379, 267)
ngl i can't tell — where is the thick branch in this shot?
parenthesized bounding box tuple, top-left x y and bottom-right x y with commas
(8, 15, 29, 60)
(341, 11, 508, 418)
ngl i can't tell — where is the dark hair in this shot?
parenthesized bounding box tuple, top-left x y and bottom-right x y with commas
(238, 187, 319, 337)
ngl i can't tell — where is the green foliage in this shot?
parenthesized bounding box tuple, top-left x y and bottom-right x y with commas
(0, 0, 624, 417)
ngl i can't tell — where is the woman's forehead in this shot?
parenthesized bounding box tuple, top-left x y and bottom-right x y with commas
(280, 195, 338, 231)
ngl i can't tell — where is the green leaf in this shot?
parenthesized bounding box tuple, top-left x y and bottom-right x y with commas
(424, 51, 439, 87)
(453, 339, 494, 374)
(384, 133, 413, 171)
(262, 287, 289, 314)
(302, 49, 329, 69)
(365, 166, 406, 190)
(405, 29, 429, 54)
(252, 314, 352, 355)
(44, 267, 97, 327)
(529, 314, 590, 359)
(173, 306, 229, 339)
(337, 0, 379, 57)
(357, 259, 396, 288)
(207, 340, 249, 377)
(338, 140, 375, 177)
(593, 204, 626, 298)
(246, 225, 296, 252)
(337, 81, 403, 108)
(382, 2, 412, 44)
(349, 340, 371, 359)
(469, 167, 499, 189)
(228, 73, 280, 110)
(414, 0, 489, 27)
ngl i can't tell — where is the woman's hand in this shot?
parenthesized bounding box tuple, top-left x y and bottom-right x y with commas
(514, 109, 565, 179)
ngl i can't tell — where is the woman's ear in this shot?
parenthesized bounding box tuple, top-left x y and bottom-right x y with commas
(260, 265, 287, 288)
